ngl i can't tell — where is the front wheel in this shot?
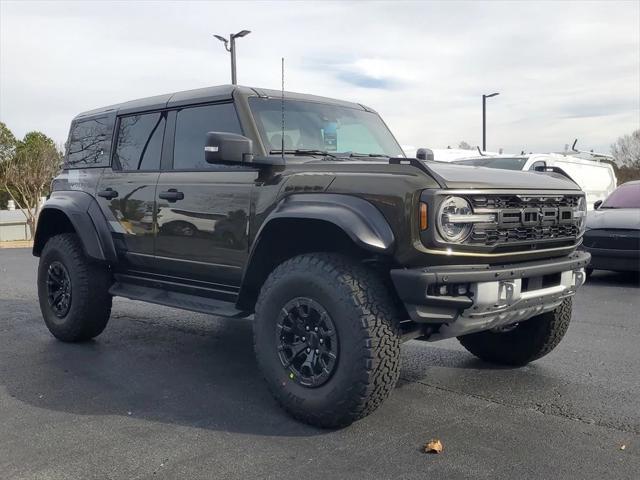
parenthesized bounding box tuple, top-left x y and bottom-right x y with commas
(253, 253, 401, 428)
(458, 298, 573, 366)
(37, 233, 113, 342)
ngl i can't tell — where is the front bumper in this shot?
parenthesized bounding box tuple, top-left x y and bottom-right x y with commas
(390, 251, 590, 340)
(581, 245, 640, 272)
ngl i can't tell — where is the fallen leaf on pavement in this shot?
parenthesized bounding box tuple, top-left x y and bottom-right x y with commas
(620, 445, 626, 450)
(424, 439, 443, 454)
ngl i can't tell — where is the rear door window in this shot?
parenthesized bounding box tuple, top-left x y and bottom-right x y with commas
(172, 103, 243, 170)
(114, 112, 166, 171)
(66, 116, 114, 168)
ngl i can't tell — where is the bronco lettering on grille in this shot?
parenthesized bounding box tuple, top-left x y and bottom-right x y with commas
(498, 207, 573, 227)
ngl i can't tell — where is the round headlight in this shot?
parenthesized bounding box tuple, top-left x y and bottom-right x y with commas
(437, 196, 473, 243)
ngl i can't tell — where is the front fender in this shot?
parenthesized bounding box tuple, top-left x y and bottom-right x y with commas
(236, 193, 396, 310)
(261, 193, 395, 252)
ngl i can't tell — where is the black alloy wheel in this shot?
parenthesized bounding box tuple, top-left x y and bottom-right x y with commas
(276, 297, 339, 388)
(46, 261, 72, 318)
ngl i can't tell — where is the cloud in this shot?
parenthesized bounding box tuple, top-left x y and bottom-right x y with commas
(559, 99, 633, 119)
(1, 0, 638, 155)
(336, 72, 399, 89)
(307, 57, 410, 89)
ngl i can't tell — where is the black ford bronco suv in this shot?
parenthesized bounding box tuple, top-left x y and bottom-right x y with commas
(34, 85, 590, 427)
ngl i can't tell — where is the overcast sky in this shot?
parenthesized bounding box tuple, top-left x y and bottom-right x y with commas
(1, 0, 639, 155)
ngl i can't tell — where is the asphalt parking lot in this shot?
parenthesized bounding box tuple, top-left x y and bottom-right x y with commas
(1, 248, 638, 480)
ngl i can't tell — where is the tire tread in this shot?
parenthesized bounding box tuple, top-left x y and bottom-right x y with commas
(254, 253, 400, 428)
(38, 233, 112, 342)
(458, 298, 572, 366)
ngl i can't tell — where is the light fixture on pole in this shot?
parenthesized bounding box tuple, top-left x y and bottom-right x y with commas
(482, 92, 499, 152)
(214, 30, 252, 85)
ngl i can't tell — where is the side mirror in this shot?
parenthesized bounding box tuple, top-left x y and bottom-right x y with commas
(594, 200, 603, 210)
(205, 132, 253, 164)
(416, 148, 434, 161)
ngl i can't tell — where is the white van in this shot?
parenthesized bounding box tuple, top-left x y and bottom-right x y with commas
(453, 153, 617, 210)
(401, 147, 501, 162)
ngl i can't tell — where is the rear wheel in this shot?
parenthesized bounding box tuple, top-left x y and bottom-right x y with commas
(458, 298, 573, 366)
(37, 233, 113, 342)
(253, 253, 401, 428)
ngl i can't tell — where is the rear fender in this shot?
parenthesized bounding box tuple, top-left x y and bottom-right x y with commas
(33, 191, 117, 263)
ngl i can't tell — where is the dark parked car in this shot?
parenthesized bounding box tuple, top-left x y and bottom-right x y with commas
(582, 180, 640, 275)
(33, 85, 590, 428)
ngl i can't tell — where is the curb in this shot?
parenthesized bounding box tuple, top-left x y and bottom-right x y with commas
(0, 241, 34, 249)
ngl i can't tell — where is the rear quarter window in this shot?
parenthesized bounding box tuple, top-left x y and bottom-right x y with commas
(65, 115, 115, 168)
(114, 112, 166, 171)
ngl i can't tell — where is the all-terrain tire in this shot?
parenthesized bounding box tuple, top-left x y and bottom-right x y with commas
(457, 298, 573, 366)
(37, 233, 113, 342)
(253, 253, 401, 428)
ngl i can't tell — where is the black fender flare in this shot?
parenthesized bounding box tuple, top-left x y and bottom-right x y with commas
(33, 190, 117, 263)
(236, 193, 395, 309)
(257, 193, 395, 253)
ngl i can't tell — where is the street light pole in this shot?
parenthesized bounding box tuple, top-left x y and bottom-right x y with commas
(482, 92, 499, 151)
(214, 30, 251, 85)
(230, 35, 237, 85)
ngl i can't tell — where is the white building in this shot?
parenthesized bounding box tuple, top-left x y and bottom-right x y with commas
(0, 209, 32, 242)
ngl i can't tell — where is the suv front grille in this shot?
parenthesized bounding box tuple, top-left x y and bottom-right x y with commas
(467, 193, 583, 248)
(470, 194, 580, 210)
(470, 224, 580, 246)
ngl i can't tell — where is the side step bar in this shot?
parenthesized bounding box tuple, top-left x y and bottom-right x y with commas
(109, 282, 250, 319)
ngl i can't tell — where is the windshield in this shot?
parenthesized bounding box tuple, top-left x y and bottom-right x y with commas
(601, 183, 640, 209)
(248, 98, 404, 157)
(454, 157, 527, 170)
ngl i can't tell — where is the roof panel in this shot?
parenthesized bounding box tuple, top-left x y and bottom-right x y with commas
(250, 87, 364, 110)
(166, 84, 236, 108)
(73, 84, 365, 119)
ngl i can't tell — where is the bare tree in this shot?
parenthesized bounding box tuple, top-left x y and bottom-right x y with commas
(611, 130, 640, 168)
(458, 141, 474, 150)
(0, 130, 62, 238)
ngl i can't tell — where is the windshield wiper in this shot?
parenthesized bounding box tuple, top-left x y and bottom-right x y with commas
(348, 152, 390, 158)
(269, 149, 342, 159)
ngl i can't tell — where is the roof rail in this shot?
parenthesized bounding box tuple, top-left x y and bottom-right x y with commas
(570, 138, 614, 160)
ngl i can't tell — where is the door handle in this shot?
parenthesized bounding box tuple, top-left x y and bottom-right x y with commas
(97, 188, 118, 199)
(159, 189, 184, 202)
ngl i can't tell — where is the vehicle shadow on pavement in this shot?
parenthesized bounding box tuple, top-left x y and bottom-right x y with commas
(0, 298, 327, 438)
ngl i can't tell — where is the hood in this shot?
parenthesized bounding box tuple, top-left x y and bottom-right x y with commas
(586, 208, 640, 230)
(424, 162, 581, 190)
